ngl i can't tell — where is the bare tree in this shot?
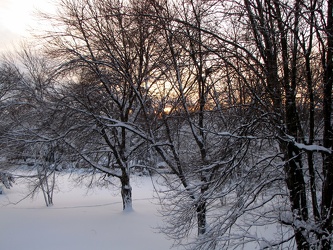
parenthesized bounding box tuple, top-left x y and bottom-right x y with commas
(144, 0, 271, 242)
(0, 46, 66, 206)
(145, 0, 333, 249)
(184, 0, 333, 248)
(41, 0, 162, 210)
(320, 0, 333, 248)
(13, 0, 330, 247)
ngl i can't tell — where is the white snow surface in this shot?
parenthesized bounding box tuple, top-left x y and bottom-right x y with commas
(0, 173, 176, 250)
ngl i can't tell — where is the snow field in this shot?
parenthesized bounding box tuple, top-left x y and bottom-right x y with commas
(0, 174, 176, 250)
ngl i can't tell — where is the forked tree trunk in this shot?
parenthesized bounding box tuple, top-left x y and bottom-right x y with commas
(37, 166, 54, 207)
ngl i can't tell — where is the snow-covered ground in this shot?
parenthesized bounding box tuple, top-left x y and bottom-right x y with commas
(0, 173, 176, 250)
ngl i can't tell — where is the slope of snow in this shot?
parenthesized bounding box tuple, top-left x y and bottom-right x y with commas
(0, 174, 176, 250)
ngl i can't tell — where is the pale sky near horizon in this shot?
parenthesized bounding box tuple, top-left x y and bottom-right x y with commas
(0, 0, 54, 53)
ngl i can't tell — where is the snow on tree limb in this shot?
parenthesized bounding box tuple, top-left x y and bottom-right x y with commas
(280, 134, 332, 154)
(294, 142, 332, 154)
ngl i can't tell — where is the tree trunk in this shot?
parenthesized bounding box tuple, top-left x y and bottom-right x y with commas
(120, 174, 132, 211)
(37, 166, 54, 207)
(197, 172, 208, 236)
(283, 95, 309, 249)
(196, 200, 207, 235)
(283, 146, 309, 250)
(320, 0, 333, 248)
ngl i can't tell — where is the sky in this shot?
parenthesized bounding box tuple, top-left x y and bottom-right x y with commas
(0, 0, 54, 53)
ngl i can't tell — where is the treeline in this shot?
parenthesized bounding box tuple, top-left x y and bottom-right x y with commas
(0, 0, 332, 249)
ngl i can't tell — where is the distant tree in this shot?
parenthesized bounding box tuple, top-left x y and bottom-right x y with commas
(0, 58, 22, 167)
(0, 172, 14, 194)
(0, 48, 63, 206)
